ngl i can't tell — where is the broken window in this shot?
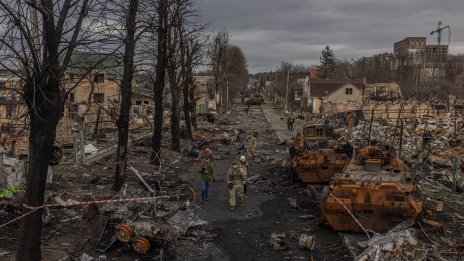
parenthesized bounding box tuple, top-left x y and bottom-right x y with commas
(144, 100, 149, 105)
(132, 106, 140, 114)
(6, 104, 16, 119)
(0, 81, 5, 89)
(93, 73, 104, 83)
(375, 86, 386, 99)
(345, 88, 353, 95)
(69, 73, 75, 81)
(136, 100, 142, 105)
(68, 92, 75, 103)
(69, 104, 79, 121)
(93, 93, 104, 103)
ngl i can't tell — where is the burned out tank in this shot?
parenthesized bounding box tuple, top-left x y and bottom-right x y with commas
(246, 94, 264, 105)
(289, 124, 351, 183)
(320, 145, 423, 233)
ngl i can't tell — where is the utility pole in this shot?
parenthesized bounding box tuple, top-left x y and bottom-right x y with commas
(285, 69, 289, 111)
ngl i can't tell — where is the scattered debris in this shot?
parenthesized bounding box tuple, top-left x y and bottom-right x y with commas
(426, 198, 444, 212)
(298, 234, 316, 251)
(270, 232, 288, 250)
(248, 175, 267, 184)
(287, 198, 298, 209)
(79, 253, 94, 261)
(84, 144, 99, 154)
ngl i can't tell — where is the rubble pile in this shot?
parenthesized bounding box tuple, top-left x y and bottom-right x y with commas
(339, 118, 464, 191)
(356, 228, 426, 261)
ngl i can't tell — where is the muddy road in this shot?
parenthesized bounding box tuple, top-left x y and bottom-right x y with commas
(173, 104, 350, 261)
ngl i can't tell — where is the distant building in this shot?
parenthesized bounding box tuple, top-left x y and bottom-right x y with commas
(393, 36, 448, 63)
(362, 83, 402, 101)
(193, 75, 215, 113)
(394, 37, 426, 56)
(307, 78, 365, 115)
(425, 44, 448, 63)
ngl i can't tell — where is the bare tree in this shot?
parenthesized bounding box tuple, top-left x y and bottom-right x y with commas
(0, 0, 109, 259)
(224, 45, 249, 107)
(182, 35, 206, 138)
(112, 0, 140, 191)
(274, 62, 307, 108)
(209, 30, 229, 112)
(165, 0, 205, 151)
(151, 0, 168, 164)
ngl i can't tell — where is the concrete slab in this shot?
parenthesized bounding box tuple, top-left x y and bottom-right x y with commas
(339, 232, 368, 259)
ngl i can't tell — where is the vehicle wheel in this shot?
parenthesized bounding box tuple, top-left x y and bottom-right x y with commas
(115, 224, 133, 243)
(132, 236, 151, 254)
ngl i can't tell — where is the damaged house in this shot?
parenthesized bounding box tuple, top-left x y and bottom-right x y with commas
(306, 78, 365, 115)
(0, 71, 27, 156)
(0, 52, 154, 155)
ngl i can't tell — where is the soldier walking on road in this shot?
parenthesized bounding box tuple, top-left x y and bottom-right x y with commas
(287, 117, 295, 132)
(227, 162, 246, 211)
(245, 133, 257, 157)
(196, 159, 216, 204)
(239, 155, 249, 198)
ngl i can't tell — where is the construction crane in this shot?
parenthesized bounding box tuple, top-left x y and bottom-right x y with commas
(430, 21, 451, 45)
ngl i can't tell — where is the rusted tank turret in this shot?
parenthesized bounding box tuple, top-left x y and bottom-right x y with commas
(289, 124, 351, 183)
(320, 145, 423, 233)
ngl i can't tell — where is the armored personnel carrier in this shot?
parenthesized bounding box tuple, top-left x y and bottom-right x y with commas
(320, 145, 423, 233)
(289, 124, 351, 183)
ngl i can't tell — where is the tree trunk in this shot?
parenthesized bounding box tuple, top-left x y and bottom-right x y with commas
(170, 72, 181, 151)
(152, 0, 168, 165)
(189, 84, 197, 130)
(113, 0, 139, 192)
(17, 92, 63, 261)
(183, 80, 192, 139)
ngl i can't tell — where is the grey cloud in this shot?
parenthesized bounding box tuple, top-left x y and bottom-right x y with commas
(200, 0, 464, 73)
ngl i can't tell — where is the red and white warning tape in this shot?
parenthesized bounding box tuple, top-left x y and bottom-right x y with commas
(329, 193, 371, 239)
(0, 194, 184, 229)
(22, 194, 183, 209)
(0, 207, 42, 229)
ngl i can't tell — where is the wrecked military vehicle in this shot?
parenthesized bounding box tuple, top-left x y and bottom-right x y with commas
(320, 145, 423, 233)
(288, 124, 351, 183)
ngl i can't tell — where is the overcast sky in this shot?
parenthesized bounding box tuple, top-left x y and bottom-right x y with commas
(200, 0, 464, 73)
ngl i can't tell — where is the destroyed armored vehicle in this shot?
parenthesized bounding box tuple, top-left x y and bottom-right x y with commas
(246, 94, 264, 105)
(320, 145, 423, 233)
(289, 124, 351, 183)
